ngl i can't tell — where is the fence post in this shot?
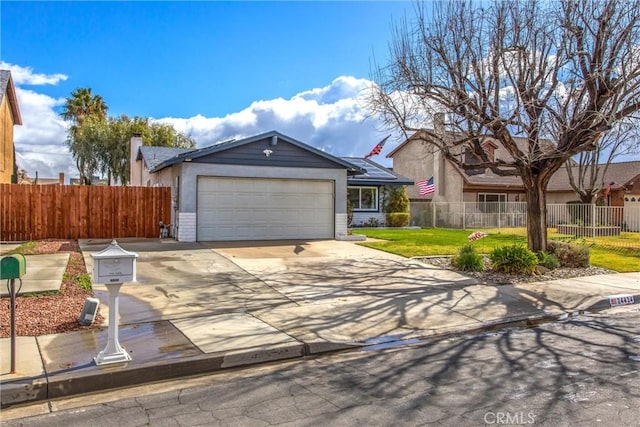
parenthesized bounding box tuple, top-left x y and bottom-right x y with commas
(462, 202, 466, 230)
(591, 203, 596, 244)
(432, 202, 436, 228)
(498, 201, 501, 232)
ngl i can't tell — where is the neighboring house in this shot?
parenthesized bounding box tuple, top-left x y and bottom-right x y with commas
(388, 130, 640, 207)
(19, 172, 65, 185)
(341, 157, 413, 226)
(69, 176, 107, 185)
(130, 130, 366, 242)
(0, 70, 22, 184)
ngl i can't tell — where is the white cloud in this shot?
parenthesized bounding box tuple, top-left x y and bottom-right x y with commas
(0, 62, 68, 86)
(9, 66, 399, 180)
(0, 63, 73, 180)
(156, 76, 396, 163)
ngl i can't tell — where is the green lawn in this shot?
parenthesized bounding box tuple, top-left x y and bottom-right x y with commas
(353, 228, 640, 273)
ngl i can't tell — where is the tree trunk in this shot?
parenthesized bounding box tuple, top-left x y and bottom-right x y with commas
(579, 192, 595, 203)
(525, 182, 547, 253)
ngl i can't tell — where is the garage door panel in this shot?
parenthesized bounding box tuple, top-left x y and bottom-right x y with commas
(197, 177, 334, 241)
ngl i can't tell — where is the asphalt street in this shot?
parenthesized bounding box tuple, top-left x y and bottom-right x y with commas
(2, 307, 639, 427)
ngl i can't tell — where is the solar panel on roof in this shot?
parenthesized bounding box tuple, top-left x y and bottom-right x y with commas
(346, 158, 397, 180)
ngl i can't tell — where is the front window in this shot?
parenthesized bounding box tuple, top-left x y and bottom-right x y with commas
(478, 193, 506, 213)
(348, 187, 378, 211)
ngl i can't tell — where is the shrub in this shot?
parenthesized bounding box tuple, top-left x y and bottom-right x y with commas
(451, 244, 484, 272)
(386, 212, 410, 227)
(363, 217, 381, 227)
(75, 273, 93, 291)
(537, 251, 560, 270)
(383, 186, 410, 213)
(547, 241, 590, 268)
(490, 245, 538, 275)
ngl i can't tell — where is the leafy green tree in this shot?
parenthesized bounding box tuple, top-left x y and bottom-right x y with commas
(63, 87, 196, 185)
(70, 114, 197, 185)
(68, 115, 106, 185)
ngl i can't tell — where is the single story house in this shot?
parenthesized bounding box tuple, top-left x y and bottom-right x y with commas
(130, 131, 409, 242)
(341, 157, 413, 226)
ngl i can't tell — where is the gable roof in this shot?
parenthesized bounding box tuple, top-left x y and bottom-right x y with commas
(547, 160, 640, 191)
(446, 157, 640, 192)
(0, 70, 22, 125)
(149, 130, 365, 174)
(387, 130, 554, 159)
(342, 157, 414, 186)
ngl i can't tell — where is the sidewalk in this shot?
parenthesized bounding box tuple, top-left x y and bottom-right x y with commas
(1, 239, 638, 408)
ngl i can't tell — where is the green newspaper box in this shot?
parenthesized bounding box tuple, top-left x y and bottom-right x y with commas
(1, 254, 27, 280)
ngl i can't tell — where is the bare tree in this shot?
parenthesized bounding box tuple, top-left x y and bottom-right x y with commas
(368, 0, 640, 252)
(566, 118, 640, 203)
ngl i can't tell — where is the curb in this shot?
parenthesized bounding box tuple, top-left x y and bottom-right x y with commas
(1, 341, 307, 408)
(585, 294, 640, 312)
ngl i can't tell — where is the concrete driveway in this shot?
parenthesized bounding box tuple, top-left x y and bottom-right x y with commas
(81, 238, 542, 351)
(204, 240, 537, 346)
(80, 238, 288, 324)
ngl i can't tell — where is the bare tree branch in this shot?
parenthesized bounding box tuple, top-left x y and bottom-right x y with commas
(367, 0, 640, 251)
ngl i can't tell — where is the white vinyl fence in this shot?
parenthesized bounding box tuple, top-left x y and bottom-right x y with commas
(410, 202, 640, 250)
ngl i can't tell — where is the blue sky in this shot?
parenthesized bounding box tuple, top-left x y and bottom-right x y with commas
(2, 1, 415, 179)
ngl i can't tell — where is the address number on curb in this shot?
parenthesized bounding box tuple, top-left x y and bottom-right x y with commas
(609, 295, 635, 307)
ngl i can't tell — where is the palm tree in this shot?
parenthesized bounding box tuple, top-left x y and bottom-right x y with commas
(61, 88, 108, 125)
(62, 88, 108, 184)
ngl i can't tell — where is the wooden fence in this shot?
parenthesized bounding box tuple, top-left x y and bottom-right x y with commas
(0, 184, 171, 241)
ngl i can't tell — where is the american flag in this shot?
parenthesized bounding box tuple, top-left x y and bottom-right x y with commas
(364, 135, 390, 159)
(468, 231, 488, 241)
(417, 177, 435, 196)
(603, 181, 615, 198)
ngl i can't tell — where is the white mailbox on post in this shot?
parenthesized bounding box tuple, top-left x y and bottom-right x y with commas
(91, 240, 138, 365)
(92, 240, 137, 284)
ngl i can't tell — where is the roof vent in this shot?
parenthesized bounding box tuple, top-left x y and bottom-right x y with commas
(270, 135, 278, 146)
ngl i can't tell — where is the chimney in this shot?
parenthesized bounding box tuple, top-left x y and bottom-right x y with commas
(58, 172, 65, 185)
(433, 112, 446, 134)
(130, 133, 143, 186)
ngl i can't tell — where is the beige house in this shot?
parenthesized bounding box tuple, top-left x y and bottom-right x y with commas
(388, 130, 640, 211)
(0, 70, 22, 184)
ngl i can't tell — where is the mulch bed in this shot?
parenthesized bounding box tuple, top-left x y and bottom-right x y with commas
(0, 240, 104, 337)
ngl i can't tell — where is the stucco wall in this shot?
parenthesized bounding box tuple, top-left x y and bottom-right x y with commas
(546, 192, 581, 204)
(352, 211, 386, 226)
(172, 163, 348, 241)
(391, 142, 464, 203)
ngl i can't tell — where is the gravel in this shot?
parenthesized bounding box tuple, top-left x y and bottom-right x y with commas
(415, 255, 616, 285)
(0, 240, 104, 337)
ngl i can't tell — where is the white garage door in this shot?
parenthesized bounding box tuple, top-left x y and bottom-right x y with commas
(197, 177, 334, 241)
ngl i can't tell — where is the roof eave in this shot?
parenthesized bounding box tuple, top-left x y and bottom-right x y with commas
(5, 74, 22, 125)
(348, 179, 414, 186)
(151, 130, 363, 173)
